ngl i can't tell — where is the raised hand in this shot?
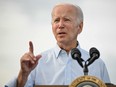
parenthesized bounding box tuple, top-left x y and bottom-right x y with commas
(17, 41, 41, 87)
(20, 41, 41, 74)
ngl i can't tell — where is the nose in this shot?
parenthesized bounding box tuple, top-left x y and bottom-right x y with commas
(58, 20, 64, 29)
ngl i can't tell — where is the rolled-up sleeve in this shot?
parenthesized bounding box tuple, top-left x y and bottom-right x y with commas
(5, 72, 35, 87)
(5, 76, 17, 87)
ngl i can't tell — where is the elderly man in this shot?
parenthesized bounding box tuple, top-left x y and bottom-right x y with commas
(6, 3, 110, 87)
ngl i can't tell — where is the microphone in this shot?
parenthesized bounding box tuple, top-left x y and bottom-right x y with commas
(71, 48, 83, 68)
(87, 47, 100, 66)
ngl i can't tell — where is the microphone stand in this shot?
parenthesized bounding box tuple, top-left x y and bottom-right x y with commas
(83, 61, 88, 75)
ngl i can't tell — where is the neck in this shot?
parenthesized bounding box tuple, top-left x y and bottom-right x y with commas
(57, 41, 78, 53)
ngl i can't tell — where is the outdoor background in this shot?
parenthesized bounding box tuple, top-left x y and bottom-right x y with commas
(0, 0, 116, 86)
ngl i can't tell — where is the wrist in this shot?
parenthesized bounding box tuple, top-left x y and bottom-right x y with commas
(17, 70, 29, 87)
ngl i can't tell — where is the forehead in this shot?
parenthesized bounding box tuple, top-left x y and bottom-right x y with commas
(52, 5, 77, 18)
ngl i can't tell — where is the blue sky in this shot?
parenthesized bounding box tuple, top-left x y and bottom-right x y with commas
(0, 0, 116, 86)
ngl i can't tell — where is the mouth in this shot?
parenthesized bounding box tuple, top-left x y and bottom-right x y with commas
(58, 32, 66, 35)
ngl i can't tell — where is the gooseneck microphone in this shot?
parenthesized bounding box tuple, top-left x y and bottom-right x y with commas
(87, 47, 100, 66)
(71, 48, 83, 68)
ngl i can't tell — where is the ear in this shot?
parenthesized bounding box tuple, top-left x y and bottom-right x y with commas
(78, 22, 83, 34)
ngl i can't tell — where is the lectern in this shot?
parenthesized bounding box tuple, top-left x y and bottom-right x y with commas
(35, 84, 116, 87)
(34, 76, 116, 87)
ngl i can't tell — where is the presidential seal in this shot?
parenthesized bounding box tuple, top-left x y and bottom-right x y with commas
(69, 75, 106, 87)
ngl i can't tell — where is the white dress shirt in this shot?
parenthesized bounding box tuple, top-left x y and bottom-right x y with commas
(5, 44, 110, 87)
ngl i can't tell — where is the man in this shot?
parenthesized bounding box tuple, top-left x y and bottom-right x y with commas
(6, 3, 110, 87)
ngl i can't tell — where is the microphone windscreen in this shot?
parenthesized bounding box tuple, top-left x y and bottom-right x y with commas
(71, 48, 81, 59)
(89, 47, 100, 58)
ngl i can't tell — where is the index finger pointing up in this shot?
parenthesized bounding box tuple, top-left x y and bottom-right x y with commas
(29, 41, 34, 54)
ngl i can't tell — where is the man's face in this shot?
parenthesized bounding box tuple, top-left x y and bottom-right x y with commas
(52, 5, 82, 44)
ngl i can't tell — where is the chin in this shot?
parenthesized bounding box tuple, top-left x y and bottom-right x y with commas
(57, 39, 68, 44)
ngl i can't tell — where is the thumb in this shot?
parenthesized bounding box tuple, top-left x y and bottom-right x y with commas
(36, 55, 42, 60)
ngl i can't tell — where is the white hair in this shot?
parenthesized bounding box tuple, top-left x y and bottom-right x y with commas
(51, 3, 84, 24)
(75, 4, 84, 23)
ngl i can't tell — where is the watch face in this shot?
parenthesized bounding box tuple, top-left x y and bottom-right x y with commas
(77, 81, 98, 87)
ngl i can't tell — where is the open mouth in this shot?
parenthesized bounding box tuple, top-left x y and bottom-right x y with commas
(58, 32, 66, 35)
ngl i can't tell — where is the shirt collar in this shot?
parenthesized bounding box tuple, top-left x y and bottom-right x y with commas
(54, 44, 62, 58)
(54, 42, 81, 59)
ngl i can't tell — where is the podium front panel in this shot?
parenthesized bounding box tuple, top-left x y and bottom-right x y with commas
(34, 85, 116, 87)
